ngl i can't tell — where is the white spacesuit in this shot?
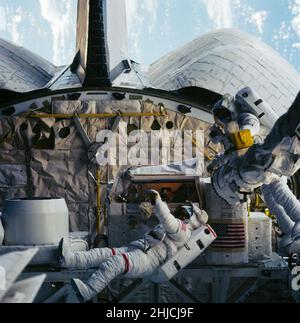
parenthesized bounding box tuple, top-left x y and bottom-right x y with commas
(212, 91, 300, 253)
(209, 88, 300, 255)
(208, 87, 263, 174)
(58, 191, 209, 302)
(212, 91, 300, 204)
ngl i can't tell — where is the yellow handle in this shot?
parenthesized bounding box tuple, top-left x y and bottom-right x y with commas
(29, 112, 167, 119)
(230, 130, 254, 150)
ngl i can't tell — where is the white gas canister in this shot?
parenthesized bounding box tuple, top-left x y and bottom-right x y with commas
(248, 212, 272, 261)
(205, 184, 249, 265)
(151, 224, 217, 283)
(2, 198, 69, 246)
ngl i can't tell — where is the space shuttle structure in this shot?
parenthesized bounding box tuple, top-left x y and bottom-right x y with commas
(0, 39, 59, 95)
(149, 29, 300, 116)
(75, 0, 128, 87)
(0, 0, 299, 303)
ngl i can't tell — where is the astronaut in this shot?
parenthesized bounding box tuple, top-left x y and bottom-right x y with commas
(212, 91, 300, 253)
(208, 87, 262, 174)
(208, 88, 300, 255)
(57, 190, 209, 303)
(212, 91, 300, 204)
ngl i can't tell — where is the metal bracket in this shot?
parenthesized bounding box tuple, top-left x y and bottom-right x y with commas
(116, 279, 146, 303)
(166, 279, 202, 303)
(212, 268, 232, 303)
(73, 115, 91, 149)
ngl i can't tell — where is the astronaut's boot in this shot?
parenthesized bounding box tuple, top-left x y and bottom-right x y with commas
(57, 238, 76, 268)
(70, 255, 128, 302)
(71, 279, 98, 303)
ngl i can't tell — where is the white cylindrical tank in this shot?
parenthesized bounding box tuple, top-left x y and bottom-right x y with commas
(205, 184, 249, 265)
(0, 213, 4, 245)
(2, 198, 69, 246)
(248, 212, 272, 262)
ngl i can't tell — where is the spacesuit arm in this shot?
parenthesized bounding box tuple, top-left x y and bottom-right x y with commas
(189, 205, 209, 229)
(155, 198, 181, 235)
(238, 112, 261, 137)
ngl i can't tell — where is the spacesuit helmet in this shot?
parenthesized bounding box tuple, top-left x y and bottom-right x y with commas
(212, 94, 235, 125)
(175, 205, 194, 221)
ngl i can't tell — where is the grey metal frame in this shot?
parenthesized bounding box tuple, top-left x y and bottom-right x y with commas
(19, 254, 296, 303)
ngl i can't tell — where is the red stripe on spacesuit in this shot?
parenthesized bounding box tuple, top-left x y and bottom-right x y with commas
(122, 254, 130, 274)
(206, 225, 217, 238)
(111, 248, 116, 256)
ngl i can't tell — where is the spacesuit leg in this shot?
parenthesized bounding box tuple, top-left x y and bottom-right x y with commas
(261, 183, 295, 234)
(262, 181, 300, 253)
(71, 254, 128, 302)
(58, 238, 129, 269)
(69, 247, 130, 269)
(72, 246, 165, 302)
(267, 180, 300, 224)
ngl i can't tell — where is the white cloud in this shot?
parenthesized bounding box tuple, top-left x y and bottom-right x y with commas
(293, 42, 300, 49)
(192, 0, 205, 36)
(11, 7, 23, 44)
(126, 0, 144, 62)
(273, 21, 291, 41)
(126, 0, 159, 62)
(126, 0, 158, 34)
(250, 11, 268, 34)
(161, 0, 171, 36)
(201, 0, 233, 29)
(126, 0, 139, 33)
(291, 0, 300, 37)
(39, 0, 75, 66)
(0, 6, 6, 31)
(143, 0, 159, 34)
(2, 5, 24, 45)
(233, 1, 268, 34)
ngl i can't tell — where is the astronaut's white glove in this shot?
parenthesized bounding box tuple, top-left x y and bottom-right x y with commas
(193, 206, 209, 225)
(145, 189, 161, 206)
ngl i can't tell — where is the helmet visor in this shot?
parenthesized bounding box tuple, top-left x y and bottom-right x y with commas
(213, 107, 232, 124)
(175, 205, 193, 221)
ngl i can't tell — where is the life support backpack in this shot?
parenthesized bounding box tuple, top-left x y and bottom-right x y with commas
(151, 224, 217, 283)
